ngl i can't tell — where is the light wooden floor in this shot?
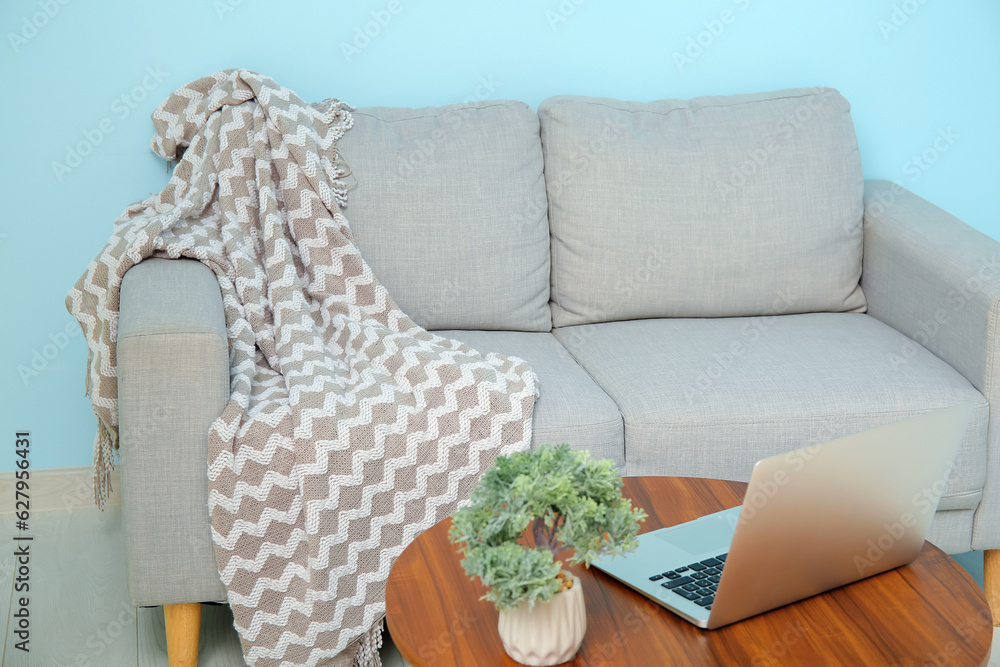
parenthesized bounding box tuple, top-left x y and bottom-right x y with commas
(0, 472, 410, 667)
(0, 476, 995, 666)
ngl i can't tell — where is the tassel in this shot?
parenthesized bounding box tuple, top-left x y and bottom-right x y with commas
(93, 419, 117, 510)
(353, 618, 383, 667)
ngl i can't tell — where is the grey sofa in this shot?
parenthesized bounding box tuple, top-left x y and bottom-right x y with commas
(116, 87, 1000, 644)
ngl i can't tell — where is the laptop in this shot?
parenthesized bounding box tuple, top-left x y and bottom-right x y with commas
(592, 405, 973, 629)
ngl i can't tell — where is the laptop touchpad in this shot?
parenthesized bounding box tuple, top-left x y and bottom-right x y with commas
(655, 513, 736, 558)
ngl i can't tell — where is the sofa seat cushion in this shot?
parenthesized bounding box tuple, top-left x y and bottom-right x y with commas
(437, 330, 623, 469)
(553, 313, 988, 509)
(538, 89, 866, 327)
(337, 101, 551, 332)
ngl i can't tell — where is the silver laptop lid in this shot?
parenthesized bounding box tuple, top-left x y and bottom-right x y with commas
(707, 405, 972, 628)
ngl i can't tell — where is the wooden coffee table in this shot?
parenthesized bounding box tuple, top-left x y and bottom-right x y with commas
(385, 476, 994, 666)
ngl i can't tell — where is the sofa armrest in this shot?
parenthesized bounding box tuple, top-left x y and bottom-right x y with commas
(117, 257, 229, 606)
(861, 179, 1000, 548)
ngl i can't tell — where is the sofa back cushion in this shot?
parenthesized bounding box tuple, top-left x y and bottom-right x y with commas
(337, 101, 551, 331)
(538, 88, 866, 327)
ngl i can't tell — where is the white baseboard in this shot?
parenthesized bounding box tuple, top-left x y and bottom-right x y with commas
(0, 466, 121, 514)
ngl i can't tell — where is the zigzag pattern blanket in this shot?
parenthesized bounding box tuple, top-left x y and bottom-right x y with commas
(67, 70, 537, 666)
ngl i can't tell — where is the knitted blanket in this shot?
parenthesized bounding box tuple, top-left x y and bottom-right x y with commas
(67, 70, 538, 666)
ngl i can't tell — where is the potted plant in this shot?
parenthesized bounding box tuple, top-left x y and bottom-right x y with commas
(449, 444, 647, 666)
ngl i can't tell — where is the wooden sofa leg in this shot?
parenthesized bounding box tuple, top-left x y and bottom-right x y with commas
(985, 549, 1000, 627)
(164, 603, 202, 666)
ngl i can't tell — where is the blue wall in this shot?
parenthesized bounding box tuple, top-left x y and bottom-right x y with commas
(1, 0, 997, 471)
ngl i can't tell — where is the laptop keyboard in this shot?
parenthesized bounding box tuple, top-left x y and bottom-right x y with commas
(649, 553, 727, 610)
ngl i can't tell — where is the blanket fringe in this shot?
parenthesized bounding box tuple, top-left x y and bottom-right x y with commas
(93, 418, 116, 510)
(353, 619, 383, 667)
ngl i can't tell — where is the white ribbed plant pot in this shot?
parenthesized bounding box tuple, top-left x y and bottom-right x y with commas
(497, 575, 586, 666)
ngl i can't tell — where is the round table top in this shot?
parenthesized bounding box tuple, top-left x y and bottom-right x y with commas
(385, 476, 993, 666)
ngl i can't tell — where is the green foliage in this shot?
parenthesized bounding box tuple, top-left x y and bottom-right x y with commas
(449, 444, 646, 611)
